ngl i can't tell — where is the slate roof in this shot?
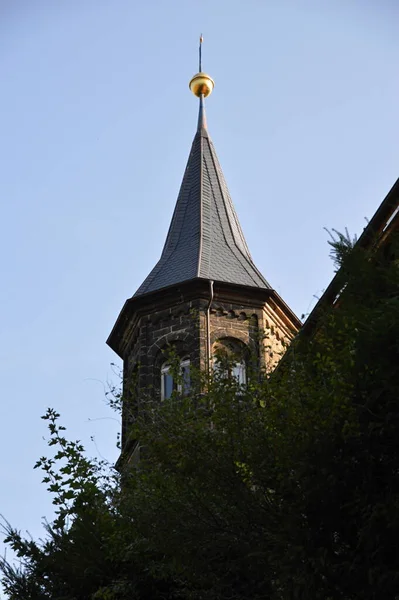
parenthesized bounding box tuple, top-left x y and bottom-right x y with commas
(135, 96, 272, 296)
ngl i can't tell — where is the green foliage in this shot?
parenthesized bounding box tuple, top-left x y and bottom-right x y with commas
(1, 231, 398, 599)
(0, 410, 177, 600)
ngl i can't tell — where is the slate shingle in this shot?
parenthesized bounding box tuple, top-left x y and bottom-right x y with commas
(135, 98, 271, 296)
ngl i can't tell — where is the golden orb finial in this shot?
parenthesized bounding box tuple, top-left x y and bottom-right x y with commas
(189, 72, 215, 98)
(189, 34, 215, 98)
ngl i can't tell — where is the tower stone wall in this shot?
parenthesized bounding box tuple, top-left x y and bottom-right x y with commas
(115, 279, 299, 463)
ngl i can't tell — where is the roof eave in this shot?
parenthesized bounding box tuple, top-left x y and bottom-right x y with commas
(106, 277, 277, 358)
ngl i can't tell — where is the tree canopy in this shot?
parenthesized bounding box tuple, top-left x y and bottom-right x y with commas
(1, 231, 398, 600)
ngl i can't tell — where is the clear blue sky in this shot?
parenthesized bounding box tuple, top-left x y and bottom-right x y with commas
(0, 0, 398, 581)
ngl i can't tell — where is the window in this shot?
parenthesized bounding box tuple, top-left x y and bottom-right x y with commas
(212, 338, 247, 387)
(213, 357, 247, 385)
(161, 363, 174, 400)
(161, 358, 191, 400)
(232, 361, 246, 386)
(180, 358, 191, 395)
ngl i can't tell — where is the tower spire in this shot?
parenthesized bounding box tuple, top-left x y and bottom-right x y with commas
(133, 39, 271, 297)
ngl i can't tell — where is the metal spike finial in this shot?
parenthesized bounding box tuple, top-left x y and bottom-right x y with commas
(189, 35, 214, 98)
(199, 33, 203, 72)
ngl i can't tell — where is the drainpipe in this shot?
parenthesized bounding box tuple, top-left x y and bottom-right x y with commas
(206, 280, 214, 376)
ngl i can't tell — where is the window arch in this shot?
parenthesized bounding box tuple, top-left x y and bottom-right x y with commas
(161, 356, 191, 400)
(212, 337, 248, 386)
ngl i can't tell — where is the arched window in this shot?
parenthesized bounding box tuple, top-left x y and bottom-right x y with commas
(212, 338, 247, 387)
(161, 357, 191, 400)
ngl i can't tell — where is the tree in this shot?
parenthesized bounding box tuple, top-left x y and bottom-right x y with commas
(1, 409, 179, 600)
(1, 231, 398, 599)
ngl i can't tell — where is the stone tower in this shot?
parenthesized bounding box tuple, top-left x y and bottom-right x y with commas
(107, 64, 301, 465)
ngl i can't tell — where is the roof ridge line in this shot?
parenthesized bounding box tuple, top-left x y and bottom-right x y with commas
(207, 137, 252, 258)
(205, 135, 252, 260)
(201, 140, 269, 288)
(197, 130, 204, 277)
